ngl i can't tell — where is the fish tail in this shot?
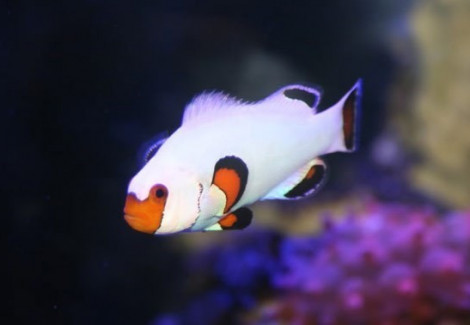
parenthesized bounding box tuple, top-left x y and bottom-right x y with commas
(342, 79, 362, 152)
(326, 80, 362, 153)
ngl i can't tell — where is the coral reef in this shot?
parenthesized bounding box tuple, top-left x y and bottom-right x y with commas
(154, 201, 470, 324)
(252, 202, 470, 324)
(406, 0, 470, 208)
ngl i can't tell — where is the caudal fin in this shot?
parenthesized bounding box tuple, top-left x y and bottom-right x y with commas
(340, 79, 362, 152)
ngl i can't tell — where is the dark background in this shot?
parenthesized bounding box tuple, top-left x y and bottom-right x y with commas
(4, 1, 412, 324)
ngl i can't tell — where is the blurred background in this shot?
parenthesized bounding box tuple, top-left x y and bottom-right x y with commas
(4, 0, 470, 324)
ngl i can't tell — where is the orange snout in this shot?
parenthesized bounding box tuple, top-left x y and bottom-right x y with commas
(123, 185, 167, 234)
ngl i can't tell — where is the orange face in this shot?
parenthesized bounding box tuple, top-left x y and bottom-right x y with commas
(123, 184, 168, 234)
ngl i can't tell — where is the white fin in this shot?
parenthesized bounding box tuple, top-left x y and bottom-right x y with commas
(203, 223, 223, 231)
(199, 184, 226, 218)
(182, 91, 246, 124)
(182, 84, 322, 125)
(189, 184, 227, 232)
(325, 79, 362, 153)
(262, 158, 328, 200)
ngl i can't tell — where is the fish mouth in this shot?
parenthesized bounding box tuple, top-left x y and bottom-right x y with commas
(123, 212, 158, 234)
(123, 192, 164, 234)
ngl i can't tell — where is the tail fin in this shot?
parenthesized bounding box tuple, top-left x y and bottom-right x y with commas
(340, 79, 362, 152)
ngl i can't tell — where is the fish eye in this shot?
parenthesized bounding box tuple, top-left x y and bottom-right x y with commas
(156, 189, 165, 198)
(153, 185, 168, 199)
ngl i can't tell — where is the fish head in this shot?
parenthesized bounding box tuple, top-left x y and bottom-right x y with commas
(124, 165, 203, 235)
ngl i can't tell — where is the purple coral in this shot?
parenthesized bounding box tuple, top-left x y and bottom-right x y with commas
(257, 203, 470, 324)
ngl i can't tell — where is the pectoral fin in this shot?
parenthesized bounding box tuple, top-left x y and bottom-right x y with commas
(219, 207, 253, 230)
(211, 156, 249, 213)
(203, 223, 223, 231)
(262, 158, 328, 200)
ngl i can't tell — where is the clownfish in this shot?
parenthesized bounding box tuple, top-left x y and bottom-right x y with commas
(124, 80, 362, 235)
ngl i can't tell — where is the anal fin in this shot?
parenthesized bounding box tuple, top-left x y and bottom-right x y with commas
(262, 158, 328, 200)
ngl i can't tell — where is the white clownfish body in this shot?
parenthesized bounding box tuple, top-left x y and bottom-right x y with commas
(124, 81, 362, 235)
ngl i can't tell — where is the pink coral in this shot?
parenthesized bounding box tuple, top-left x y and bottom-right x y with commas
(252, 202, 470, 324)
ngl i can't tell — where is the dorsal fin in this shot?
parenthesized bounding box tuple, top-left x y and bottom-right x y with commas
(262, 158, 328, 200)
(182, 91, 245, 124)
(138, 131, 168, 166)
(277, 84, 322, 111)
(182, 84, 322, 125)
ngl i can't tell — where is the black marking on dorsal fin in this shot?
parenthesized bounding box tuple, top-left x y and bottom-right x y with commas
(218, 207, 253, 230)
(138, 131, 168, 166)
(282, 85, 322, 109)
(284, 163, 327, 198)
